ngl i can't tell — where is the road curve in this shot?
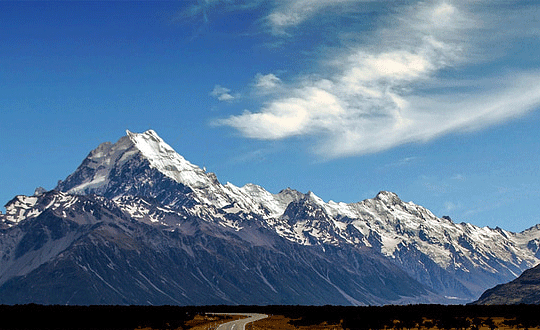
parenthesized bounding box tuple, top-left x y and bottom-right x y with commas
(214, 313, 268, 330)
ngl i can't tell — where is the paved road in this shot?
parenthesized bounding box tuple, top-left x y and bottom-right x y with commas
(214, 313, 268, 330)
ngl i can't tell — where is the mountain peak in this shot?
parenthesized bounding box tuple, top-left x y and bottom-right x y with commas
(56, 130, 236, 208)
(57, 130, 209, 194)
(375, 191, 401, 204)
(56, 134, 137, 195)
(126, 129, 175, 158)
(305, 191, 325, 205)
(124, 130, 210, 189)
(126, 128, 157, 139)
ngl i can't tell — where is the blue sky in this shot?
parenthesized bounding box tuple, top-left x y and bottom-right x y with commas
(1, 1, 540, 232)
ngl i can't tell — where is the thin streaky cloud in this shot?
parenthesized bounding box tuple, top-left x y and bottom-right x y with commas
(216, 1, 540, 158)
(384, 156, 420, 168)
(176, 0, 263, 24)
(179, 0, 375, 36)
(266, 0, 373, 35)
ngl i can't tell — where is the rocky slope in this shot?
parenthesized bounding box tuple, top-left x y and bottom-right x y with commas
(1, 129, 539, 305)
(0, 190, 429, 305)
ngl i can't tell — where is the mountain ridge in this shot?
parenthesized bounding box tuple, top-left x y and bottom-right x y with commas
(2, 129, 539, 305)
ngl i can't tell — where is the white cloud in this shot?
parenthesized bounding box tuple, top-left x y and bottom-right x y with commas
(254, 73, 282, 92)
(222, 85, 344, 139)
(211, 85, 236, 102)
(217, 1, 540, 158)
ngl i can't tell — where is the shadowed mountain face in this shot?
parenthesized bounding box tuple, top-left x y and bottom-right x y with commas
(1, 130, 540, 305)
(474, 264, 540, 305)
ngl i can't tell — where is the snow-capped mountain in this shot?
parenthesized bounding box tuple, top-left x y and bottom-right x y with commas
(56, 130, 297, 220)
(1, 129, 539, 305)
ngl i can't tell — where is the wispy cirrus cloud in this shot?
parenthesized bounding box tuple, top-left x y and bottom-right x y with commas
(384, 156, 420, 169)
(178, 0, 228, 23)
(179, 0, 372, 35)
(265, 0, 368, 35)
(177, 0, 262, 24)
(216, 1, 540, 158)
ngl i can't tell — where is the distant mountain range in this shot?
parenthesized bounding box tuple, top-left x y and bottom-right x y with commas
(1, 129, 539, 305)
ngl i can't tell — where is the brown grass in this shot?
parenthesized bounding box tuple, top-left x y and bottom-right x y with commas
(251, 315, 343, 330)
(249, 315, 540, 330)
(136, 313, 244, 330)
(138, 313, 540, 330)
(363, 317, 540, 330)
(185, 314, 244, 330)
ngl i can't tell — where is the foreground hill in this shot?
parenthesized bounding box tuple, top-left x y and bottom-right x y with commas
(474, 263, 540, 304)
(1, 130, 540, 304)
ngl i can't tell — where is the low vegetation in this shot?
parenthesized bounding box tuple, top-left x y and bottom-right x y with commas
(3, 304, 540, 330)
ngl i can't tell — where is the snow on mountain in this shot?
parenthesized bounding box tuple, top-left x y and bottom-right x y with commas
(3, 191, 88, 225)
(3, 195, 40, 224)
(58, 134, 134, 195)
(56, 130, 300, 219)
(242, 187, 538, 299)
(341, 191, 533, 272)
(126, 130, 232, 207)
